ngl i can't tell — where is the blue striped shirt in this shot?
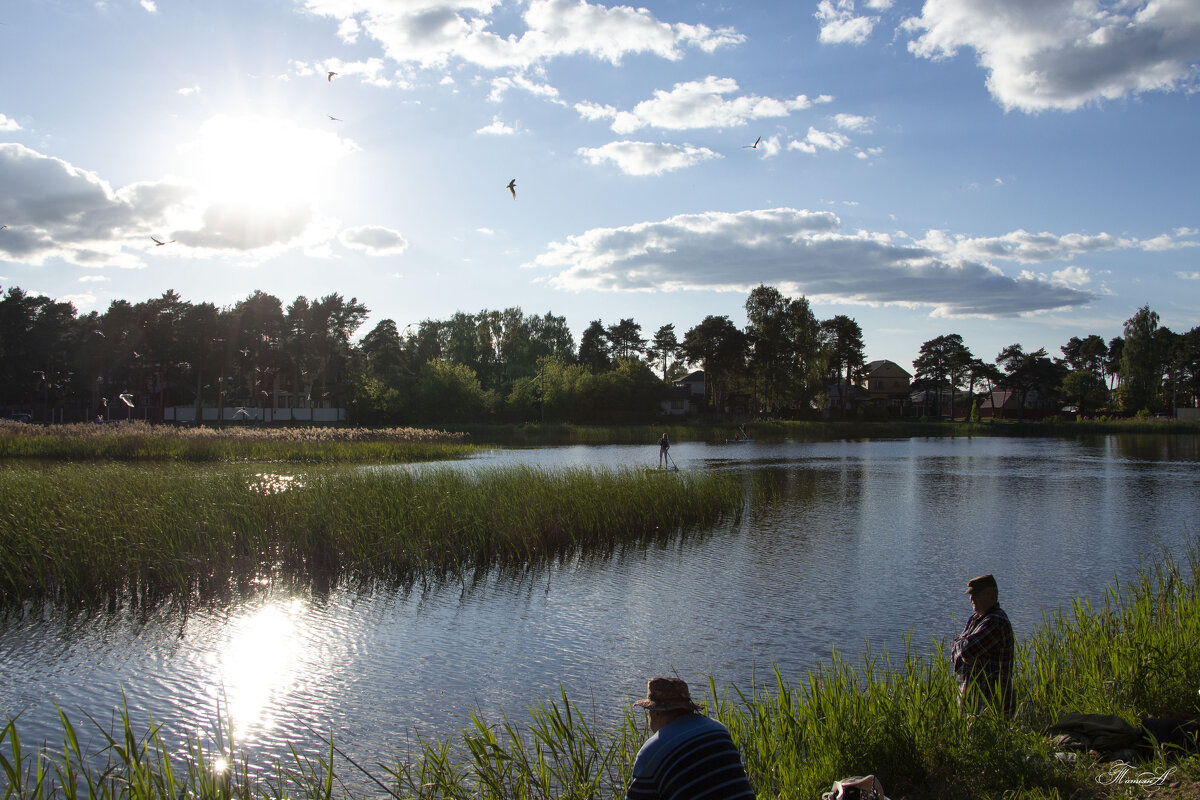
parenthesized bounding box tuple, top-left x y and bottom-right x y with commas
(626, 714, 755, 800)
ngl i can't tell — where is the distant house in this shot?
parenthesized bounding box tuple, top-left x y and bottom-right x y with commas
(660, 370, 706, 416)
(977, 387, 1059, 420)
(862, 360, 912, 415)
(678, 371, 705, 397)
(978, 389, 1020, 419)
(864, 360, 911, 398)
(825, 383, 869, 412)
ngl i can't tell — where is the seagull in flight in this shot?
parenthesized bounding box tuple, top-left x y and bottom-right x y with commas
(151, 236, 175, 246)
(506, 179, 516, 199)
(743, 136, 762, 149)
(328, 115, 343, 121)
(327, 71, 337, 82)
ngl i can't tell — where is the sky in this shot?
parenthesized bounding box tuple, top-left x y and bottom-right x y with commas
(1, 0, 1198, 373)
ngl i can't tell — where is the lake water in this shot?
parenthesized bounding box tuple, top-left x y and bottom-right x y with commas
(1, 435, 1197, 783)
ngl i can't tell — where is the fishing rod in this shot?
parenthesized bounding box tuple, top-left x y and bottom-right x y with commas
(291, 713, 405, 800)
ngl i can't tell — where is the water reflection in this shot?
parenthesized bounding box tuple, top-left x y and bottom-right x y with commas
(1, 435, 1197, 793)
(204, 598, 310, 741)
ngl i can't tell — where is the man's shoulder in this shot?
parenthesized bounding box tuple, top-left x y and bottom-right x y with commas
(635, 715, 730, 766)
(987, 605, 1013, 625)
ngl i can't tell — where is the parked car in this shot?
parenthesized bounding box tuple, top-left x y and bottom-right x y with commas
(3, 413, 32, 423)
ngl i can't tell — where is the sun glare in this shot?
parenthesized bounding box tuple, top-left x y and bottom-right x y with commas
(206, 598, 310, 739)
(185, 115, 354, 207)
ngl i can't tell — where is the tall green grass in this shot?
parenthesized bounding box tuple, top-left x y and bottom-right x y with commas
(0, 462, 749, 606)
(4, 551, 1196, 799)
(0, 420, 476, 462)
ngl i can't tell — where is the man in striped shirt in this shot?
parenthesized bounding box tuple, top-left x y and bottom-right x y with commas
(626, 677, 755, 800)
(951, 573, 1015, 716)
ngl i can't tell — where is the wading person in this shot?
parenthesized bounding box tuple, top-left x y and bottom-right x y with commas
(951, 573, 1015, 716)
(658, 433, 670, 468)
(626, 677, 755, 800)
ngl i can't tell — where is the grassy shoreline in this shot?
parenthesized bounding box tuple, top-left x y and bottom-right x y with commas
(0, 461, 754, 607)
(3, 551, 1196, 799)
(0, 420, 477, 462)
(3, 418, 1198, 463)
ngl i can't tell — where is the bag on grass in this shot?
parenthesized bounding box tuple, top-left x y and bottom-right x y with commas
(820, 774, 888, 800)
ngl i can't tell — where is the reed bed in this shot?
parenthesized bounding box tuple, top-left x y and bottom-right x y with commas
(0, 461, 747, 606)
(3, 550, 1197, 799)
(0, 420, 476, 463)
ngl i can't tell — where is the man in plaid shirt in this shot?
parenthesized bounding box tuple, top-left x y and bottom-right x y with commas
(952, 573, 1015, 715)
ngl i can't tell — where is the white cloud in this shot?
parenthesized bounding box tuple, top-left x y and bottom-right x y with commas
(0, 140, 350, 268)
(917, 228, 1197, 264)
(833, 113, 873, 131)
(338, 17, 361, 43)
(578, 76, 831, 133)
(789, 127, 851, 154)
(816, 0, 879, 45)
(140, 0, 157, 12)
(0, 114, 21, 132)
(476, 115, 516, 135)
(577, 141, 720, 175)
(60, 293, 97, 311)
(177, 85, 201, 96)
(1178, 271, 1200, 280)
(902, 0, 1200, 112)
(487, 74, 564, 104)
(339, 225, 410, 255)
(300, 0, 744, 70)
(527, 208, 1192, 317)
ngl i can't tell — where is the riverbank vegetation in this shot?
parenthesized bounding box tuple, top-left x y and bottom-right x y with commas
(0, 461, 750, 606)
(3, 551, 1196, 799)
(0, 420, 475, 462)
(3, 284, 1196, 428)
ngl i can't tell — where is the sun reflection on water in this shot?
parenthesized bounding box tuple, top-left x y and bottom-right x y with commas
(205, 598, 309, 740)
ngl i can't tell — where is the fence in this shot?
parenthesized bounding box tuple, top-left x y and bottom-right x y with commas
(163, 406, 346, 424)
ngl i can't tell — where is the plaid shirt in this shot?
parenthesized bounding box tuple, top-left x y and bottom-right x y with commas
(952, 604, 1015, 714)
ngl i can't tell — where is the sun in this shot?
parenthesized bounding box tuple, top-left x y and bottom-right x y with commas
(184, 114, 354, 208)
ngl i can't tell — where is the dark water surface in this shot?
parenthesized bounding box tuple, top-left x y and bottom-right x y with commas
(1, 435, 1197, 779)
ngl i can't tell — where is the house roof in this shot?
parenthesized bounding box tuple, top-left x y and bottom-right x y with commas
(979, 389, 1019, 409)
(680, 370, 704, 382)
(864, 359, 912, 378)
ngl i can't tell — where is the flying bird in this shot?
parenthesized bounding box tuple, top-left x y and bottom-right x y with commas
(506, 179, 516, 199)
(743, 136, 761, 149)
(0, 225, 7, 230)
(327, 71, 337, 82)
(328, 115, 343, 121)
(151, 236, 175, 246)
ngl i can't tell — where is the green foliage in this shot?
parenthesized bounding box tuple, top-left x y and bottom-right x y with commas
(1119, 306, 1162, 413)
(0, 459, 748, 605)
(1060, 369, 1110, 417)
(413, 360, 491, 423)
(4, 551, 1196, 799)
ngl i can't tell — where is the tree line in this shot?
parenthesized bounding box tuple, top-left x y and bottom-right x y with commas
(1, 283, 1196, 425)
(912, 305, 1200, 419)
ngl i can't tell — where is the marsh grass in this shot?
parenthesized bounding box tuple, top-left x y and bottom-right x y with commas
(4, 552, 1196, 799)
(0, 461, 748, 606)
(0, 421, 475, 463)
